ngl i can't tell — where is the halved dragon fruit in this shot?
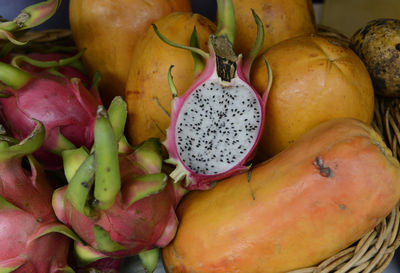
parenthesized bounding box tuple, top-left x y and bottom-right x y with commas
(52, 97, 184, 273)
(0, 120, 78, 272)
(0, 55, 101, 170)
(153, 0, 272, 190)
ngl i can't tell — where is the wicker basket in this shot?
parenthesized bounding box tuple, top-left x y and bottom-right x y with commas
(20, 29, 400, 273)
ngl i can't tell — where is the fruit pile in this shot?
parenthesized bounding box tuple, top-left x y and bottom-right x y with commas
(0, 0, 400, 272)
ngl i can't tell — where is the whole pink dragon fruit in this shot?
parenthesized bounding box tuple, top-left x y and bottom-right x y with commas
(0, 120, 79, 272)
(52, 97, 184, 273)
(153, 0, 272, 190)
(0, 56, 101, 170)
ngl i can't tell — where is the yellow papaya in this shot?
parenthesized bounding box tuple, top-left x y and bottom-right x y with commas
(162, 118, 400, 272)
(125, 12, 215, 146)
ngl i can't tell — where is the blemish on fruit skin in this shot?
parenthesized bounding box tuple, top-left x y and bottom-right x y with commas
(153, 96, 170, 117)
(172, 246, 182, 260)
(313, 156, 334, 178)
(247, 169, 256, 200)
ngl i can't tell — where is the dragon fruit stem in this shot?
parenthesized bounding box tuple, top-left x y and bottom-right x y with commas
(125, 173, 167, 207)
(168, 65, 178, 98)
(11, 49, 85, 70)
(107, 96, 128, 142)
(138, 248, 160, 273)
(167, 162, 188, 185)
(93, 106, 121, 210)
(118, 135, 133, 154)
(89, 71, 103, 104)
(74, 242, 109, 267)
(0, 61, 33, 90)
(0, 30, 27, 46)
(32, 221, 82, 243)
(189, 27, 205, 78)
(261, 57, 273, 104)
(242, 9, 265, 82)
(152, 24, 209, 59)
(0, 120, 44, 161)
(216, 0, 236, 45)
(132, 138, 163, 173)
(65, 154, 96, 215)
(93, 224, 127, 253)
(49, 129, 77, 156)
(62, 146, 90, 182)
(0, 0, 61, 33)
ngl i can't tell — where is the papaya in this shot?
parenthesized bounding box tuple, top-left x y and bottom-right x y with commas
(162, 118, 400, 273)
(232, 0, 316, 57)
(69, 0, 192, 106)
(125, 12, 215, 146)
(251, 34, 375, 159)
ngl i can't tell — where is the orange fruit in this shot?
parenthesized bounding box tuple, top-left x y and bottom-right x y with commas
(69, 0, 192, 105)
(125, 12, 215, 146)
(251, 34, 375, 159)
(232, 0, 316, 57)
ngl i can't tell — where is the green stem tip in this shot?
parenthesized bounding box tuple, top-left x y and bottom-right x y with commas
(0, 61, 33, 90)
(216, 0, 236, 45)
(152, 24, 209, 59)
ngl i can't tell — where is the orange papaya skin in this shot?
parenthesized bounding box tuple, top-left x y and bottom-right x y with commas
(125, 12, 215, 146)
(162, 118, 400, 273)
(69, 0, 192, 106)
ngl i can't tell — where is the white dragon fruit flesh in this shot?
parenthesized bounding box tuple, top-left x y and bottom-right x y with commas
(153, 0, 272, 190)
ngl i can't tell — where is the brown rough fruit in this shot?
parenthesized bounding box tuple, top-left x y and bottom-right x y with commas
(69, 0, 192, 106)
(162, 118, 400, 273)
(350, 18, 400, 97)
(232, 0, 317, 57)
(251, 34, 375, 159)
(125, 12, 216, 146)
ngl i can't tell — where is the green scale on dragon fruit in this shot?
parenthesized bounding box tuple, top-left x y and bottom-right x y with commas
(0, 120, 80, 273)
(0, 51, 102, 170)
(8, 51, 91, 87)
(52, 97, 185, 273)
(153, 0, 272, 190)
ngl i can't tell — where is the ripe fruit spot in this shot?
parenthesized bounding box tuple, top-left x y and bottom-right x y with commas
(313, 156, 334, 178)
(338, 204, 347, 210)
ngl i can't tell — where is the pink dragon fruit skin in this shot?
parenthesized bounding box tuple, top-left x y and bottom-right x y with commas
(54, 178, 179, 256)
(154, 0, 272, 190)
(52, 98, 184, 273)
(0, 121, 78, 273)
(0, 60, 101, 170)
